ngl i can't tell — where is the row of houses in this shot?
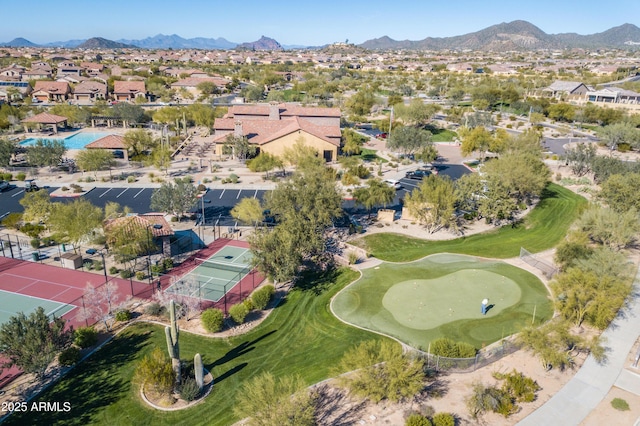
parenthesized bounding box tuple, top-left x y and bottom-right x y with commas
(540, 80, 640, 106)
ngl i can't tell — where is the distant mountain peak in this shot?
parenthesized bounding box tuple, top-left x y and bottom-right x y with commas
(236, 36, 283, 51)
(2, 37, 38, 47)
(77, 37, 136, 49)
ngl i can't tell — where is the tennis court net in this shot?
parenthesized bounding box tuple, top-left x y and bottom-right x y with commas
(194, 257, 251, 274)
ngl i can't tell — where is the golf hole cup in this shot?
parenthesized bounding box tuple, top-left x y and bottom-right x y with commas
(481, 298, 489, 315)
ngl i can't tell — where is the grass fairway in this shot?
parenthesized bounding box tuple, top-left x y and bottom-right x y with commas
(359, 183, 586, 262)
(332, 254, 553, 349)
(6, 268, 390, 426)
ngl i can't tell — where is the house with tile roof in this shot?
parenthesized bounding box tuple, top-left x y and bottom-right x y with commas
(32, 81, 71, 102)
(104, 213, 173, 258)
(85, 134, 127, 160)
(73, 81, 107, 102)
(212, 103, 341, 162)
(113, 80, 147, 102)
(542, 80, 590, 100)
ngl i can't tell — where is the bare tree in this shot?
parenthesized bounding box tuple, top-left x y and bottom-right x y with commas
(78, 282, 130, 331)
(154, 276, 202, 321)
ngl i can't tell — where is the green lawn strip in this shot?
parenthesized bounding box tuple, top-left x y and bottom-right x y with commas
(358, 183, 586, 262)
(8, 268, 390, 426)
(430, 129, 457, 142)
(332, 255, 552, 349)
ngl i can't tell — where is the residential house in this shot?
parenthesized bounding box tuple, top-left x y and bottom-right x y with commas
(212, 103, 341, 162)
(541, 81, 591, 100)
(170, 76, 230, 97)
(103, 213, 173, 258)
(113, 80, 146, 102)
(0, 64, 25, 80)
(73, 81, 107, 102)
(0, 81, 31, 102)
(585, 87, 640, 104)
(21, 68, 52, 81)
(32, 81, 71, 102)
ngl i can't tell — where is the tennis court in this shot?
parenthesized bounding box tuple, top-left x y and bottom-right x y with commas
(164, 245, 255, 303)
(0, 289, 75, 325)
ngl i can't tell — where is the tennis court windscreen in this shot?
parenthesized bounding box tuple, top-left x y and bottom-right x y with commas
(194, 258, 250, 274)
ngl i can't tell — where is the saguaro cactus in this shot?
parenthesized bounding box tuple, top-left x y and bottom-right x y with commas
(165, 300, 181, 386)
(194, 353, 203, 392)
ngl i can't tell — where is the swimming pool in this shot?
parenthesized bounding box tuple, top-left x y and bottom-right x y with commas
(19, 132, 113, 149)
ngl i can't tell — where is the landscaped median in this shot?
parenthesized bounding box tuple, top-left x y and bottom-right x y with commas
(355, 183, 586, 262)
(49, 184, 95, 198)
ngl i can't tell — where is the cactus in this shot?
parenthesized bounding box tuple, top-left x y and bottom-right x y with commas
(165, 300, 181, 385)
(194, 353, 203, 392)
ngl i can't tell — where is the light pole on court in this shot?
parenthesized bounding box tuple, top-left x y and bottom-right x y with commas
(146, 223, 163, 286)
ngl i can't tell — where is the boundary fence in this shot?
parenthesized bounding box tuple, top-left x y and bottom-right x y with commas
(520, 247, 559, 279)
(407, 339, 521, 374)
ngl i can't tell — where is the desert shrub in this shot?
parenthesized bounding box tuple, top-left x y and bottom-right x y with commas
(243, 298, 254, 311)
(341, 172, 359, 186)
(120, 269, 134, 279)
(21, 222, 45, 238)
(228, 173, 239, 183)
(135, 271, 146, 281)
(494, 370, 540, 403)
(162, 258, 173, 270)
(617, 143, 631, 152)
(127, 176, 135, 183)
(58, 347, 81, 366)
(430, 338, 476, 358)
(201, 308, 224, 333)
(229, 303, 249, 324)
(251, 285, 275, 310)
(197, 183, 206, 192)
(115, 310, 132, 322)
(30, 238, 40, 249)
(109, 266, 119, 274)
(16, 172, 26, 181)
(93, 259, 103, 270)
(180, 377, 200, 401)
(135, 347, 174, 396)
(405, 414, 432, 426)
(145, 302, 165, 317)
(432, 412, 455, 426)
(74, 326, 98, 348)
(347, 250, 360, 265)
(466, 382, 515, 419)
(1, 212, 22, 229)
(611, 397, 630, 411)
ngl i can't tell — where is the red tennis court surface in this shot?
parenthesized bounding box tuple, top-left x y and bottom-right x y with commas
(0, 256, 154, 389)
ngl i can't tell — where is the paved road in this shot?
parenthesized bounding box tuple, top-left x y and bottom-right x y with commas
(519, 276, 640, 425)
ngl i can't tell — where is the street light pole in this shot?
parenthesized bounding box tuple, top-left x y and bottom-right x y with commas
(85, 248, 108, 285)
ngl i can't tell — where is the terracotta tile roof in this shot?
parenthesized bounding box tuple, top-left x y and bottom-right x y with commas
(113, 80, 146, 94)
(33, 81, 70, 94)
(21, 112, 68, 124)
(104, 214, 173, 238)
(73, 81, 107, 95)
(229, 103, 340, 118)
(85, 134, 125, 149)
(214, 116, 339, 147)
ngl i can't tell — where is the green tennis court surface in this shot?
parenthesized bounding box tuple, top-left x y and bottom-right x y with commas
(0, 289, 76, 326)
(332, 253, 553, 349)
(165, 246, 253, 302)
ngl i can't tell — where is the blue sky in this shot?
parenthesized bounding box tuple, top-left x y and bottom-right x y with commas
(2, 0, 639, 46)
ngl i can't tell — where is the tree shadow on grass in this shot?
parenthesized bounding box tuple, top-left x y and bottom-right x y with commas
(5, 331, 151, 426)
(214, 362, 248, 384)
(210, 329, 277, 368)
(294, 267, 340, 295)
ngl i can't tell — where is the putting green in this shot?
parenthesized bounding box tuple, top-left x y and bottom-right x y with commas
(332, 253, 553, 349)
(382, 270, 521, 329)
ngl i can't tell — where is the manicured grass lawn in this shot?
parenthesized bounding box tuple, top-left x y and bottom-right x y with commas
(357, 148, 388, 163)
(431, 128, 458, 142)
(332, 254, 553, 349)
(359, 183, 586, 262)
(6, 268, 389, 426)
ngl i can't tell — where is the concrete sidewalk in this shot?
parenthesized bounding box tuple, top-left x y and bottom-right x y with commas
(518, 275, 640, 425)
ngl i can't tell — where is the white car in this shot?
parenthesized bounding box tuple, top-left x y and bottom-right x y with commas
(384, 179, 402, 190)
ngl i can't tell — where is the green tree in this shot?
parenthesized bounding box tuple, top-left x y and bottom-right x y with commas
(108, 102, 147, 125)
(341, 129, 366, 156)
(150, 178, 198, 220)
(387, 125, 433, 156)
(186, 104, 222, 128)
(598, 173, 640, 213)
(224, 134, 257, 160)
(0, 307, 73, 378)
(231, 197, 264, 226)
(547, 103, 575, 122)
(599, 122, 640, 151)
(20, 189, 53, 223)
(123, 129, 157, 160)
(459, 126, 493, 160)
(75, 149, 116, 178)
(345, 89, 376, 117)
(282, 138, 323, 169)
(152, 106, 182, 125)
(48, 199, 104, 253)
(477, 178, 518, 225)
(576, 205, 640, 250)
(0, 138, 16, 167)
(393, 98, 440, 126)
(336, 340, 424, 403)
(196, 81, 218, 96)
(482, 152, 550, 204)
(405, 175, 458, 233)
(247, 152, 283, 178)
(134, 347, 175, 396)
(146, 144, 172, 175)
(26, 139, 67, 168)
(564, 143, 597, 177)
(353, 178, 395, 216)
(105, 218, 157, 271)
(233, 372, 316, 426)
(104, 201, 132, 220)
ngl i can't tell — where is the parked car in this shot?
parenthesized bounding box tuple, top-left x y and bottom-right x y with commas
(375, 132, 388, 139)
(384, 179, 402, 190)
(0, 180, 9, 191)
(24, 180, 40, 192)
(405, 169, 432, 180)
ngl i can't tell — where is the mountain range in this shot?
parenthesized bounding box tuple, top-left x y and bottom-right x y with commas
(1, 21, 639, 51)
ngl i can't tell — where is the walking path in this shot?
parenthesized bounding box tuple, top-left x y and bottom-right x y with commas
(518, 274, 640, 425)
